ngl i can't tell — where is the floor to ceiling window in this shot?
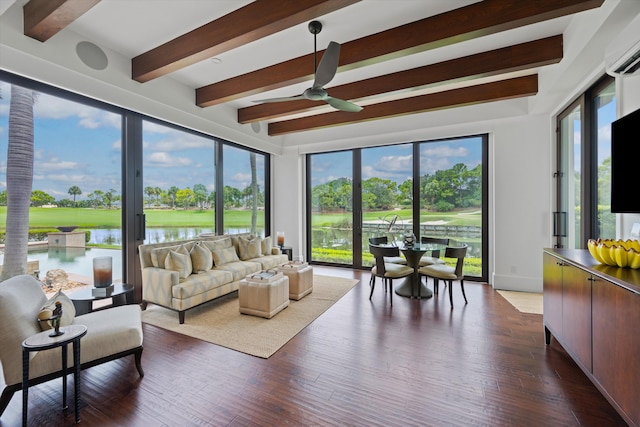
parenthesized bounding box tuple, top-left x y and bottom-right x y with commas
(360, 143, 413, 266)
(307, 135, 487, 280)
(308, 150, 353, 264)
(142, 120, 216, 244)
(0, 76, 123, 280)
(419, 136, 485, 277)
(0, 70, 271, 287)
(556, 75, 615, 248)
(221, 145, 267, 237)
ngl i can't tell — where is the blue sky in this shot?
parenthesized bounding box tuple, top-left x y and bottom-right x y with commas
(0, 81, 264, 201)
(311, 137, 483, 187)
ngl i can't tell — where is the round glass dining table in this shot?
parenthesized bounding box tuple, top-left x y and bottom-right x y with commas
(394, 243, 447, 299)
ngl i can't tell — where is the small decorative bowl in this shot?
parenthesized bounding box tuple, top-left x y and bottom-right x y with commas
(587, 238, 640, 269)
(56, 226, 78, 232)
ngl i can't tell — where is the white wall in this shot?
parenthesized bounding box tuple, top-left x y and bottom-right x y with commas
(491, 115, 551, 292)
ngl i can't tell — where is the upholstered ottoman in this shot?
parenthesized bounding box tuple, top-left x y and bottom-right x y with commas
(238, 272, 289, 318)
(277, 262, 313, 300)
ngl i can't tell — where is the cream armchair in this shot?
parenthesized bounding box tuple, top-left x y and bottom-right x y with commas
(0, 274, 144, 417)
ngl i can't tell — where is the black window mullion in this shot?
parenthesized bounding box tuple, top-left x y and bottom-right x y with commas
(352, 149, 363, 268)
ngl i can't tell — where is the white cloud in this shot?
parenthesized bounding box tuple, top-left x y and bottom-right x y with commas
(146, 151, 193, 167)
(420, 145, 469, 158)
(152, 132, 214, 152)
(34, 94, 120, 129)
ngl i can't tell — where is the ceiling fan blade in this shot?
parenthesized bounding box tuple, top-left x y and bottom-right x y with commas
(253, 94, 305, 103)
(312, 41, 340, 89)
(326, 96, 363, 112)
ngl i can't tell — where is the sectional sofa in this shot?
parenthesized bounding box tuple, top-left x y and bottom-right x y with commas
(138, 233, 288, 323)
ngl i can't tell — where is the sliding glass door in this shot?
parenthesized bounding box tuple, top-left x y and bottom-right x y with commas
(307, 136, 487, 280)
(308, 151, 353, 264)
(556, 76, 615, 248)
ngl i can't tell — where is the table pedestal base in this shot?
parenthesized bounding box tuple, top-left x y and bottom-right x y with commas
(394, 277, 433, 299)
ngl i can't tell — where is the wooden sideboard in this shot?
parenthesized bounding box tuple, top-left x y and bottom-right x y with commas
(543, 248, 640, 427)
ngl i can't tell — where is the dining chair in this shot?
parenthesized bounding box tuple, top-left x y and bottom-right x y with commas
(369, 244, 414, 305)
(418, 245, 468, 307)
(418, 236, 450, 267)
(368, 236, 407, 265)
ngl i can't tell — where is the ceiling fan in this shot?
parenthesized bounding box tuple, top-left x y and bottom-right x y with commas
(254, 20, 363, 113)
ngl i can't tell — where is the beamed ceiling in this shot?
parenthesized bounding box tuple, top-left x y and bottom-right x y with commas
(20, 0, 605, 137)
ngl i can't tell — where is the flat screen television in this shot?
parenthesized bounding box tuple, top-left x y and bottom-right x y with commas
(611, 106, 640, 213)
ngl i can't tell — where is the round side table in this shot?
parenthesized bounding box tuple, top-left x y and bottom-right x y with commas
(22, 324, 87, 426)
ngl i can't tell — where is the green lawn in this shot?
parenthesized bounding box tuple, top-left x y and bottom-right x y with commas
(0, 207, 266, 230)
(0, 206, 480, 230)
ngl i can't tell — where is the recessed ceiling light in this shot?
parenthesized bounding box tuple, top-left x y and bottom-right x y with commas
(211, 58, 222, 64)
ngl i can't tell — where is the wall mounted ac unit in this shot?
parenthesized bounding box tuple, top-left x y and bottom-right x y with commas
(605, 12, 640, 77)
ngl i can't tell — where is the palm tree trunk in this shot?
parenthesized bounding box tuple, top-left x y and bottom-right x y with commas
(1, 85, 34, 281)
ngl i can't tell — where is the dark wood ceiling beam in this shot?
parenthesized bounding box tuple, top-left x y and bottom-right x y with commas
(197, 0, 602, 107)
(239, 35, 563, 123)
(267, 75, 539, 136)
(132, 0, 360, 83)
(23, 0, 100, 42)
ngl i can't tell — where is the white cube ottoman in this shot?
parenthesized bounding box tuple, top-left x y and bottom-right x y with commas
(238, 271, 289, 318)
(277, 262, 313, 300)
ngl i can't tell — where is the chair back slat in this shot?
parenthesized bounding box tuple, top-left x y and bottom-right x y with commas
(444, 245, 468, 278)
(369, 243, 400, 275)
(369, 236, 388, 245)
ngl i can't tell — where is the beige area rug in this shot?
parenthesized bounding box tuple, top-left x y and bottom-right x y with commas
(142, 275, 359, 358)
(497, 290, 543, 315)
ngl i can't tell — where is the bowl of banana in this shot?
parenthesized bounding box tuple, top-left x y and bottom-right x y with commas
(587, 238, 640, 269)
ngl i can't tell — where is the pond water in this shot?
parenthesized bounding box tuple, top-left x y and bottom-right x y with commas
(27, 247, 123, 280)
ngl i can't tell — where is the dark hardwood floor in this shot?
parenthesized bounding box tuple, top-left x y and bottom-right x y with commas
(1, 266, 627, 426)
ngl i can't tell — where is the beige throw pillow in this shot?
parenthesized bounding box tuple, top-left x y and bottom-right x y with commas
(38, 289, 75, 331)
(238, 236, 262, 260)
(190, 242, 213, 273)
(212, 246, 240, 266)
(165, 248, 193, 279)
(200, 238, 232, 253)
(151, 242, 195, 267)
(261, 236, 272, 255)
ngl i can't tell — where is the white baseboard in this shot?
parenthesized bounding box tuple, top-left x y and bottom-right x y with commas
(491, 273, 542, 293)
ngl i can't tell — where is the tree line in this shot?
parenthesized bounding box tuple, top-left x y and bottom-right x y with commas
(311, 163, 482, 212)
(0, 183, 264, 210)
